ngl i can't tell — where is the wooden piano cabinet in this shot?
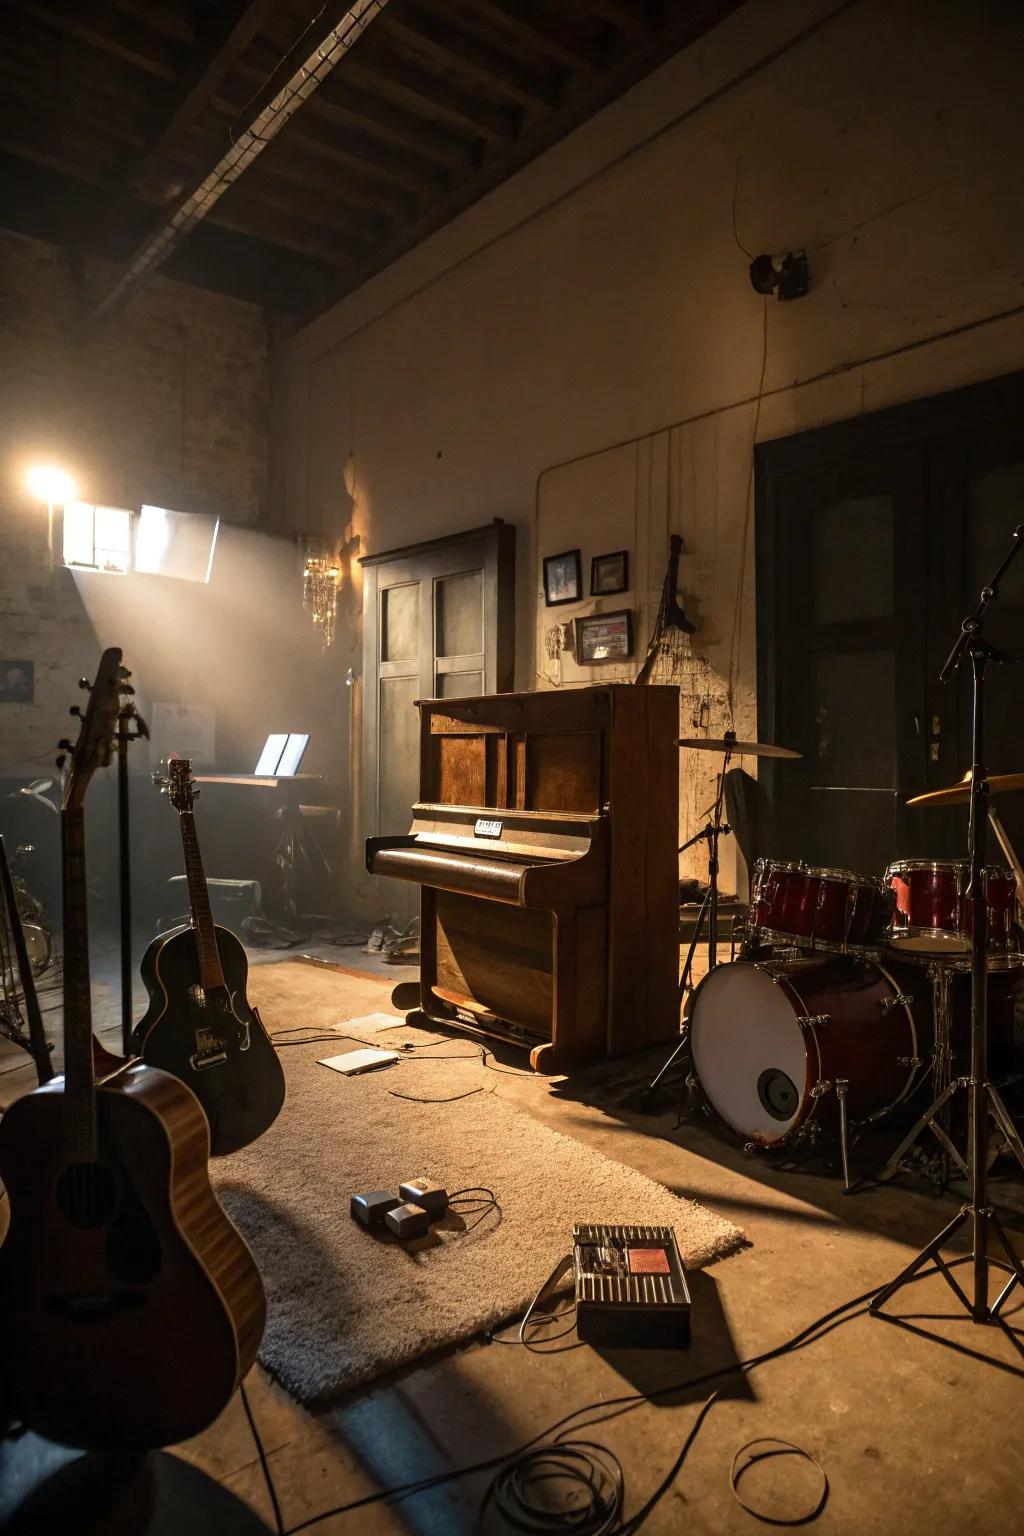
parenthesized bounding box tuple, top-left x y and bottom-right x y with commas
(367, 684, 679, 1072)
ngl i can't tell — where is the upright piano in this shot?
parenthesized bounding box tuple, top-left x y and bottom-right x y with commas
(366, 684, 679, 1071)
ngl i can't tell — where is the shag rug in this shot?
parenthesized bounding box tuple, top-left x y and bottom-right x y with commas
(214, 961, 745, 1406)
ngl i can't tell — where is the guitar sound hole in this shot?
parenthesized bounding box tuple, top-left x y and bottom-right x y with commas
(55, 1162, 120, 1229)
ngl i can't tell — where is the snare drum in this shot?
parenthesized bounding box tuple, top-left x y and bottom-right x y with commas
(748, 859, 891, 953)
(689, 955, 927, 1148)
(886, 860, 1020, 957)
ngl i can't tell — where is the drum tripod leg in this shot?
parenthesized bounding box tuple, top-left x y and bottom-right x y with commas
(836, 1079, 852, 1192)
(876, 1079, 965, 1183)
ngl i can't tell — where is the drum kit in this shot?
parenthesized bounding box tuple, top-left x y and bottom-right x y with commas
(664, 741, 1024, 1196)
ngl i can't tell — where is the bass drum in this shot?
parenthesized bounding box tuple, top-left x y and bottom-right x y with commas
(689, 955, 928, 1148)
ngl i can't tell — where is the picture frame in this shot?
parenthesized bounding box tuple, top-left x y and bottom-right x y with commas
(574, 609, 634, 665)
(0, 660, 34, 704)
(590, 550, 629, 596)
(542, 548, 582, 607)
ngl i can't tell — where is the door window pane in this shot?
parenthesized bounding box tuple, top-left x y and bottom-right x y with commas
(813, 496, 894, 623)
(811, 649, 895, 786)
(381, 584, 419, 661)
(436, 570, 483, 657)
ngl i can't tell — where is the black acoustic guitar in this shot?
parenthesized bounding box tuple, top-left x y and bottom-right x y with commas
(0, 650, 265, 1450)
(133, 759, 285, 1155)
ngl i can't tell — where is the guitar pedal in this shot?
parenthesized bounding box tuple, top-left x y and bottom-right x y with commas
(385, 1203, 431, 1240)
(398, 1178, 448, 1219)
(350, 1191, 402, 1229)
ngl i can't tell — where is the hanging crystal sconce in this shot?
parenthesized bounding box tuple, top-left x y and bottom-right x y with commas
(303, 552, 340, 650)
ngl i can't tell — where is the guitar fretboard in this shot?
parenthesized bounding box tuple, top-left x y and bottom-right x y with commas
(179, 812, 225, 991)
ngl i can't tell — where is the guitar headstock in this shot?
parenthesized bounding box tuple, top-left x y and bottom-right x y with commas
(58, 648, 130, 812)
(160, 758, 196, 814)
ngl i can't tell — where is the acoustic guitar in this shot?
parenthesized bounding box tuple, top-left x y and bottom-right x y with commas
(0, 650, 265, 1451)
(133, 759, 285, 1155)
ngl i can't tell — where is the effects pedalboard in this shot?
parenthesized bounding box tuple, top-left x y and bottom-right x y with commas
(572, 1223, 692, 1349)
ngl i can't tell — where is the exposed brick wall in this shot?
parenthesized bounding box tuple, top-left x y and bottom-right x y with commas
(0, 229, 275, 777)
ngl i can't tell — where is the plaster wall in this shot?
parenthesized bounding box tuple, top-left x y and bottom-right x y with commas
(280, 0, 1024, 904)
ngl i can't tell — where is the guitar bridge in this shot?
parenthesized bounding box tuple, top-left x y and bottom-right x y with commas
(190, 1026, 228, 1072)
(190, 1046, 228, 1071)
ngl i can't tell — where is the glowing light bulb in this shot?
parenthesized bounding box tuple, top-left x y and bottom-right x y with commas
(26, 464, 77, 504)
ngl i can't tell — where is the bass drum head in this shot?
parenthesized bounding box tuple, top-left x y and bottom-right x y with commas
(690, 962, 810, 1144)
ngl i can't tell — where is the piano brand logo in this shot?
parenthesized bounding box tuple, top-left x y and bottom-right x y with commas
(474, 819, 503, 839)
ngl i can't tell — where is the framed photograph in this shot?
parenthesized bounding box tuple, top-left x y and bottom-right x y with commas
(574, 610, 634, 665)
(543, 548, 582, 607)
(0, 660, 34, 704)
(590, 550, 629, 596)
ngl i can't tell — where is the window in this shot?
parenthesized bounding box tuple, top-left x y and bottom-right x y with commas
(62, 501, 132, 574)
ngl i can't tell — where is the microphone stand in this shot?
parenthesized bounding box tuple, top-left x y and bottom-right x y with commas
(645, 736, 733, 1096)
(871, 524, 1024, 1326)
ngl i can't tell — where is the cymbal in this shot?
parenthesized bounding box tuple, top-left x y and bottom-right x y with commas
(677, 736, 802, 760)
(906, 771, 1024, 807)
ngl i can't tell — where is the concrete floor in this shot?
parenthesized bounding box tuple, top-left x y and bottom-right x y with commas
(1, 945, 1022, 1535)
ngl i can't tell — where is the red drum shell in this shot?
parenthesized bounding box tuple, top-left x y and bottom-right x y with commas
(749, 861, 890, 952)
(887, 861, 1019, 956)
(689, 955, 927, 1148)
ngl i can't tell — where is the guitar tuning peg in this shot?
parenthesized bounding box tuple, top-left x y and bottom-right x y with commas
(122, 684, 135, 695)
(56, 755, 66, 770)
(69, 705, 82, 717)
(58, 738, 73, 751)
(78, 677, 91, 690)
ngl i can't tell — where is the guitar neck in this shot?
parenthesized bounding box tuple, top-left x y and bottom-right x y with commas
(61, 807, 97, 1157)
(179, 812, 225, 990)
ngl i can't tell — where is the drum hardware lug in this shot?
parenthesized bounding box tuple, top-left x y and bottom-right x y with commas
(802, 1013, 832, 1029)
(810, 1079, 833, 1098)
(897, 1055, 922, 1069)
(880, 993, 914, 1013)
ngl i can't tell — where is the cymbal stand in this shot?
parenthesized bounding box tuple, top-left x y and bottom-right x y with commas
(116, 689, 149, 1057)
(645, 735, 733, 1095)
(871, 524, 1024, 1327)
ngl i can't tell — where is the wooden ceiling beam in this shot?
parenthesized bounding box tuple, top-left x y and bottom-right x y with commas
(342, 52, 515, 144)
(207, 86, 444, 197)
(380, 11, 559, 113)
(565, 0, 650, 42)
(209, 186, 368, 270)
(0, 149, 336, 311)
(245, 145, 409, 220)
(109, 0, 193, 46)
(19, 0, 178, 80)
(232, 44, 474, 168)
(126, 0, 280, 200)
(252, 122, 431, 205)
(460, 0, 603, 75)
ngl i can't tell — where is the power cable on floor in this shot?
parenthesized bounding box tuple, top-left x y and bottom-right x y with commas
(240, 1271, 910, 1535)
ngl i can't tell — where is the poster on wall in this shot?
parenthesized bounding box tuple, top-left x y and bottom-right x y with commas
(150, 702, 216, 766)
(0, 661, 34, 703)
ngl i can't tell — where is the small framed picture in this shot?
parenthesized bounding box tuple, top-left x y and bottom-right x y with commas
(590, 550, 629, 596)
(574, 610, 634, 665)
(0, 660, 34, 704)
(543, 548, 582, 607)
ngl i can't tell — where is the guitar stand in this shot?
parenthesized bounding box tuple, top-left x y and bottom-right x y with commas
(871, 523, 1024, 1328)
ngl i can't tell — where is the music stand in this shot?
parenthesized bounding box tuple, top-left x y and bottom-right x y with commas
(871, 523, 1024, 1326)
